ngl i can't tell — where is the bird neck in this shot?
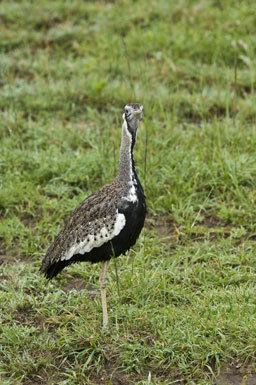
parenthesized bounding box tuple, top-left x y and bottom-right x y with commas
(118, 120, 136, 183)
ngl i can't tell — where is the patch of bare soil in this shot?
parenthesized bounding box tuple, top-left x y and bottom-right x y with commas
(0, 246, 9, 265)
(89, 368, 134, 385)
(21, 213, 38, 228)
(190, 215, 231, 241)
(0, 244, 35, 265)
(22, 371, 66, 385)
(9, 303, 44, 328)
(10, 358, 256, 385)
(62, 274, 98, 298)
(21, 369, 172, 385)
(0, 253, 15, 265)
(145, 213, 233, 245)
(23, 381, 50, 385)
(88, 363, 176, 385)
(216, 366, 256, 385)
(62, 276, 87, 292)
(201, 215, 226, 228)
(145, 214, 179, 239)
(0, 272, 9, 280)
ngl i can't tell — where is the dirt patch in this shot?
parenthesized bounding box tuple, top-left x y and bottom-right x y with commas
(21, 213, 38, 228)
(88, 363, 177, 385)
(0, 246, 8, 265)
(145, 213, 232, 239)
(216, 366, 256, 385)
(23, 381, 50, 385)
(200, 215, 226, 228)
(0, 242, 36, 265)
(0, 253, 18, 265)
(0, 273, 9, 280)
(145, 214, 178, 238)
(89, 368, 134, 385)
(145, 213, 235, 246)
(62, 274, 98, 298)
(22, 369, 66, 385)
(0, 248, 38, 265)
(21, 367, 175, 385)
(62, 276, 87, 292)
(10, 303, 44, 328)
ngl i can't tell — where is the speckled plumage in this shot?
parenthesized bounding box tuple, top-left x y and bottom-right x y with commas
(40, 103, 146, 280)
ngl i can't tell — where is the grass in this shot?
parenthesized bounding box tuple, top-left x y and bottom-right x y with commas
(1, 0, 256, 384)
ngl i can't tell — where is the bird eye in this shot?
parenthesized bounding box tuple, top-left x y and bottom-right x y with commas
(125, 107, 130, 114)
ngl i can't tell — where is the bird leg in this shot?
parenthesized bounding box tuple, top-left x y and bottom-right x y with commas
(99, 260, 110, 327)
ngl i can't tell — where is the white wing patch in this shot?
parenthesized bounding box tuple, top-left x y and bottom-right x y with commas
(62, 211, 126, 261)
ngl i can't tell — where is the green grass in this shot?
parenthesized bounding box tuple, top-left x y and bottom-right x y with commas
(1, 0, 256, 384)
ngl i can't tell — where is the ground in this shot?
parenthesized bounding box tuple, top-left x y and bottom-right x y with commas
(1, 0, 256, 384)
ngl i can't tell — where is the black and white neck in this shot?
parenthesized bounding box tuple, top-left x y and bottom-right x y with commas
(118, 103, 143, 202)
(118, 118, 136, 182)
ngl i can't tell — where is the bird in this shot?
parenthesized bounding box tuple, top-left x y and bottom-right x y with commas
(40, 103, 146, 326)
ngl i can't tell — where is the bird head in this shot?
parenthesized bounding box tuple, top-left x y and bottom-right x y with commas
(123, 103, 143, 136)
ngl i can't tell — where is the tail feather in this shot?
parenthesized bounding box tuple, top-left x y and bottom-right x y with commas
(40, 252, 91, 279)
(40, 259, 71, 279)
(40, 232, 67, 279)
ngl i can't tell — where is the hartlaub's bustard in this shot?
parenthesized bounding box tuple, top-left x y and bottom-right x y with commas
(40, 103, 146, 326)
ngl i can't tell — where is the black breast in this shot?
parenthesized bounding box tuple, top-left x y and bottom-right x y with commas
(114, 182, 146, 255)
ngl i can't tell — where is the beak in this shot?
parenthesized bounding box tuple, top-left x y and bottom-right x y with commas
(133, 110, 142, 115)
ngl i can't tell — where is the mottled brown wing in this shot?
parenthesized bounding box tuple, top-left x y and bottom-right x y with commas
(40, 181, 126, 271)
